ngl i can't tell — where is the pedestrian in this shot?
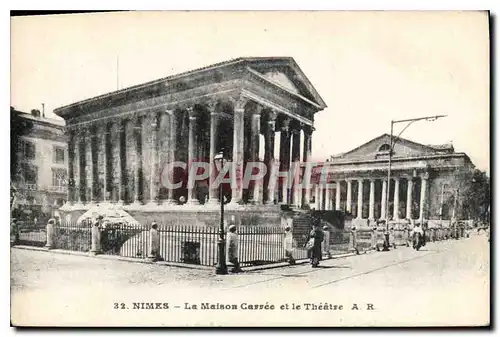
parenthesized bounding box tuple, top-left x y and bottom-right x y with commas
(283, 226, 296, 265)
(226, 225, 241, 273)
(306, 219, 324, 268)
(149, 221, 161, 261)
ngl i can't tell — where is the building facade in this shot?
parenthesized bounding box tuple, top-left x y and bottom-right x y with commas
(309, 134, 474, 228)
(11, 108, 68, 221)
(55, 57, 327, 225)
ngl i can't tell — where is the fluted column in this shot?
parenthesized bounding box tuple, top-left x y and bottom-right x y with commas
(67, 131, 75, 205)
(419, 173, 429, 221)
(74, 132, 82, 205)
(186, 107, 199, 205)
(231, 97, 246, 204)
(318, 184, 324, 210)
(302, 126, 313, 207)
(291, 127, 301, 207)
(381, 179, 387, 219)
(357, 179, 363, 219)
(406, 178, 413, 219)
(264, 110, 277, 204)
(279, 117, 291, 204)
(335, 181, 341, 211)
(393, 177, 400, 220)
(207, 101, 220, 205)
(85, 129, 94, 204)
(90, 130, 98, 203)
(346, 179, 352, 213)
(315, 184, 320, 210)
(325, 187, 331, 210)
(117, 121, 125, 204)
(97, 124, 108, 202)
(166, 110, 176, 204)
(250, 105, 262, 204)
(147, 115, 159, 206)
(130, 116, 142, 205)
(369, 179, 375, 219)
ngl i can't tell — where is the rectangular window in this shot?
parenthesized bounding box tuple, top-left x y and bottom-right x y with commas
(23, 164, 38, 185)
(53, 146, 65, 164)
(21, 140, 36, 160)
(52, 168, 67, 187)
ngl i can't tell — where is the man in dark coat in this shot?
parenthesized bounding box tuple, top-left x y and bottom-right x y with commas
(308, 220, 324, 268)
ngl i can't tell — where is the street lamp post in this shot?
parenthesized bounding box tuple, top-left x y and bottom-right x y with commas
(382, 114, 447, 251)
(214, 150, 228, 275)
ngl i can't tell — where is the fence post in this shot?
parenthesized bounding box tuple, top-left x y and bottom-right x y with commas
(45, 219, 55, 250)
(349, 226, 359, 254)
(90, 221, 101, 256)
(148, 222, 161, 262)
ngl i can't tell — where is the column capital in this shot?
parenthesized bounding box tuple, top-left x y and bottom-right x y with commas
(357, 178, 364, 183)
(187, 106, 197, 119)
(303, 124, 314, 136)
(291, 126, 301, 136)
(281, 117, 291, 131)
(205, 99, 218, 113)
(229, 94, 249, 111)
(420, 171, 430, 180)
(267, 109, 278, 122)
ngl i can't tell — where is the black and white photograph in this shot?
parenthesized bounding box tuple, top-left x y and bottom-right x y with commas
(9, 10, 490, 327)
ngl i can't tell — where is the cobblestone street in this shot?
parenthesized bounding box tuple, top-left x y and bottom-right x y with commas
(11, 233, 490, 327)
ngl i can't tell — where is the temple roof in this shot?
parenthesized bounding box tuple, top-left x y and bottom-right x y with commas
(54, 56, 327, 118)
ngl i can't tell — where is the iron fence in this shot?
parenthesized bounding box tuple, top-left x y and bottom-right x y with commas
(12, 220, 46, 247)
(11, 216, 465, 269)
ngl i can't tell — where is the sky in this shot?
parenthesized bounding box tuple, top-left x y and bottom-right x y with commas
(10, 11, 490, 173)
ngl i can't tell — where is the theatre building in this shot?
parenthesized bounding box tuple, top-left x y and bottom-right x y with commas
(310, 134, 475, 228)
(56, 57, 327, 225)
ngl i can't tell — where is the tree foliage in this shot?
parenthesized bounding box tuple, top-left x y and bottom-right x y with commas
(448, 168, 490, 221)
(10, 107, 33, 181)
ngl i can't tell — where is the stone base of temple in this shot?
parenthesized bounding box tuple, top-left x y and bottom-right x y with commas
(58, 203, 286, 228)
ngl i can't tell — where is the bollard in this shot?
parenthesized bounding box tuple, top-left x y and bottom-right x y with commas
(323, 226, 332, 258)
(90, 221, 101, 256)
(148, 222, 161, 262)
(45, 219, 55, 249)
(284, 226, 296, 265)
(390, 228, 396, 249)
(349, 226, 358, 254)
(372, 227, 378, 251)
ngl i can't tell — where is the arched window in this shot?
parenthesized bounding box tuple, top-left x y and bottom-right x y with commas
(378, 144, 391, 151)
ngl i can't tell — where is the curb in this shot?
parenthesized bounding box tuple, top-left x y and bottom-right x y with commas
(11, 245, 358, 272)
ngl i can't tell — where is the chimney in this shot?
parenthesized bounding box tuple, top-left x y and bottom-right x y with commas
(42, 103, 45, 118)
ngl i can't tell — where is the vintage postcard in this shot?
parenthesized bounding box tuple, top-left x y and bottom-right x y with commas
(10, 10, 490, 327)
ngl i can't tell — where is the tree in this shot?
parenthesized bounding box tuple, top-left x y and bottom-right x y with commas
(10, 107, 33, 181)
(448, 168, 490, 221)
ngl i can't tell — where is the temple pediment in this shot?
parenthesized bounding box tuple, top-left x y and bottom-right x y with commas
(331, 134, 455, 162)
(246, 57, 327, 109)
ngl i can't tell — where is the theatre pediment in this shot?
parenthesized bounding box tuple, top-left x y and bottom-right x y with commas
(332, 134, 453, 162)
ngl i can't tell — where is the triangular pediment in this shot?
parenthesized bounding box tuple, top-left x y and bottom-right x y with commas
(332, 134, 453, 161)
(245, 57, 327, 109)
